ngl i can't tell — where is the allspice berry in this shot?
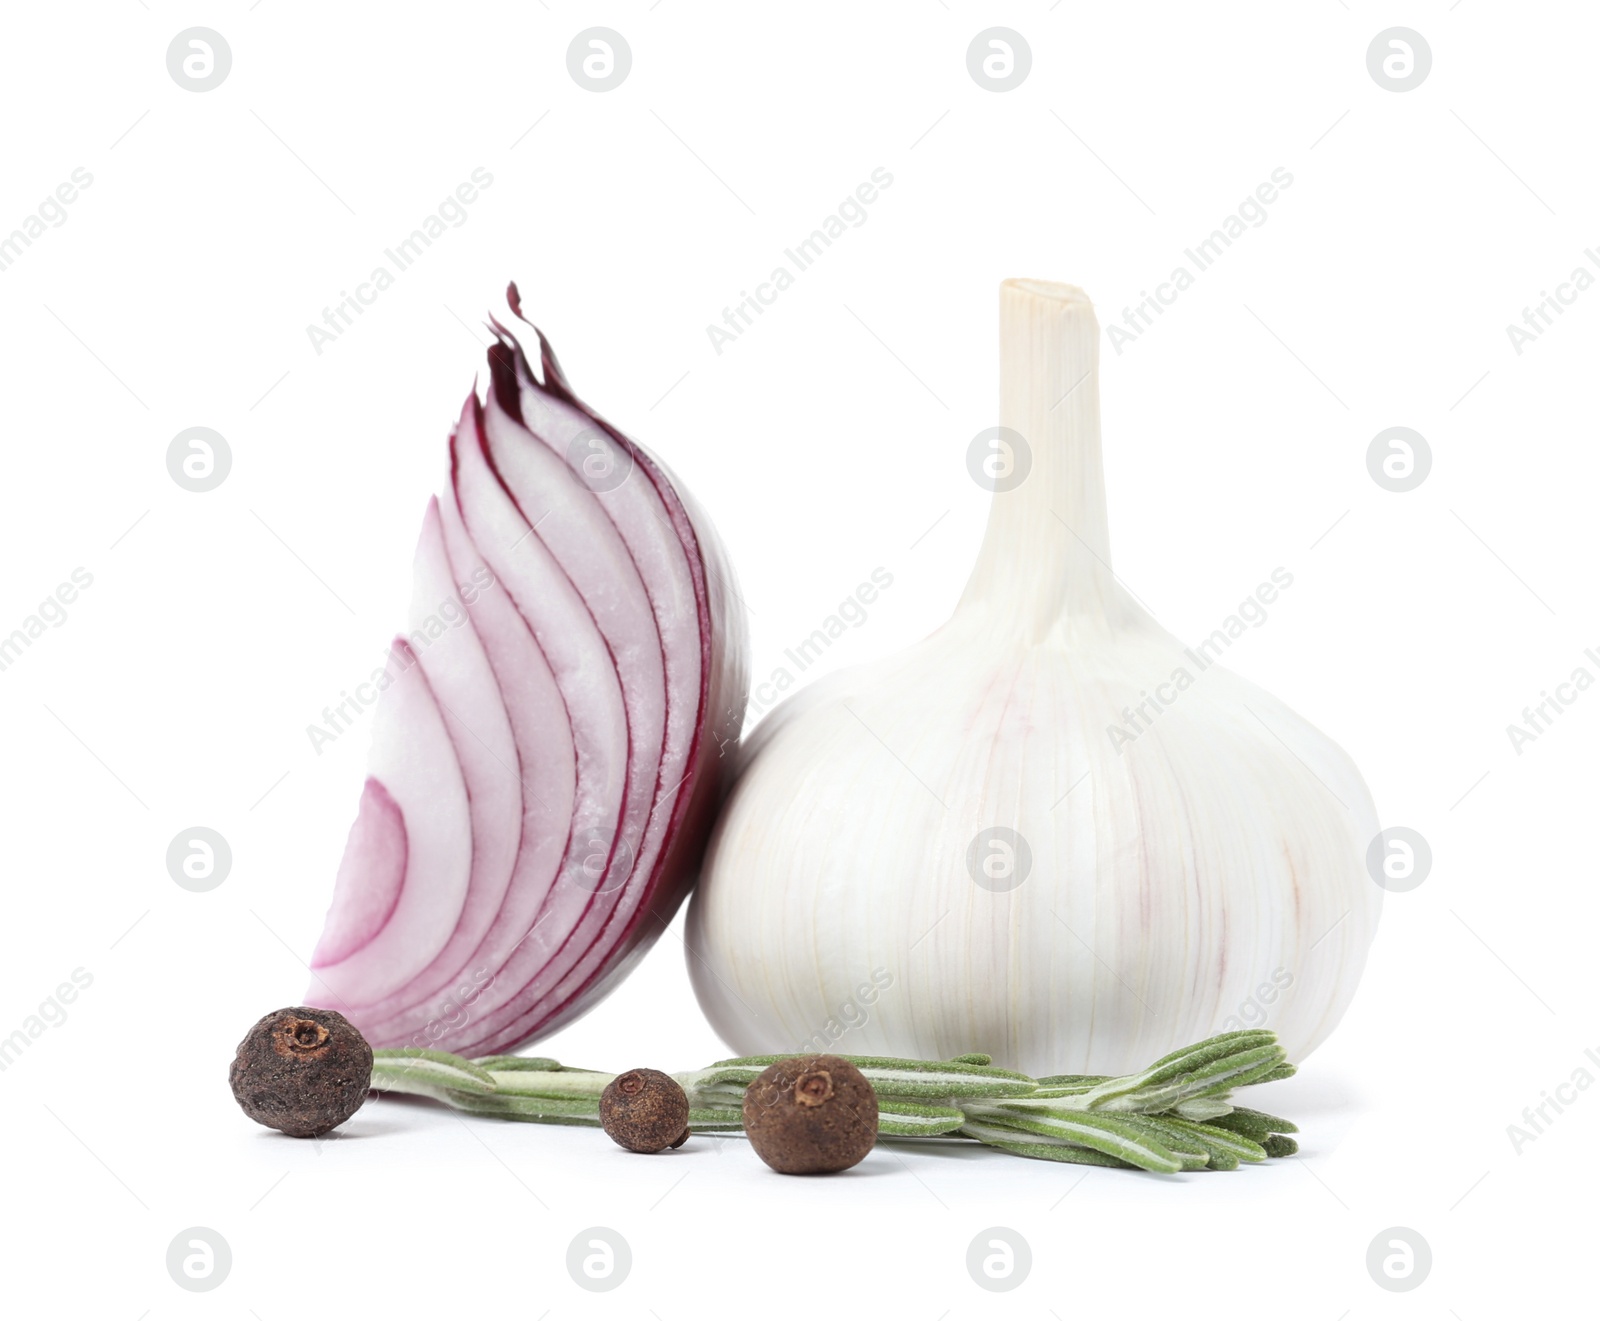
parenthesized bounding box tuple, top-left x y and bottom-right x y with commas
(229, 1006, 373, 1138)
(600, 1068, 690, 1153)
(742, 1054, 879, 1174)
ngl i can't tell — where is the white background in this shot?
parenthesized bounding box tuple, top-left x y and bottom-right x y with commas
(1, 1, 1594, 1315)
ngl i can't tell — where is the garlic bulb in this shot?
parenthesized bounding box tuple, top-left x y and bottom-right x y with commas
(686, 279, 1381, 1077)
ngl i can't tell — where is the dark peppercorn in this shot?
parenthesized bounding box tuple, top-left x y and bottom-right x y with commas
(599, 1068, 690, 1153)
(229, 1006, 373, 1138)
(742, 1054, 878, 1174)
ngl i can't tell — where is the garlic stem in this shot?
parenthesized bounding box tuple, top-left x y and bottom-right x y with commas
(959, 279, 1129, 636)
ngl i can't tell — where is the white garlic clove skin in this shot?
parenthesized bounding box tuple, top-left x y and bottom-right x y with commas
(688, 614, 1380, 1077)
(686, 279, 1381, 1077)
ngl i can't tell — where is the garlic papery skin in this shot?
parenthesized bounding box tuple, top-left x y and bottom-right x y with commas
(686, 279, 1381, 1078)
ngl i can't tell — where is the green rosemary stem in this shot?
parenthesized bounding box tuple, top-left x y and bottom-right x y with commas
(368, 1030, 1300, 1174)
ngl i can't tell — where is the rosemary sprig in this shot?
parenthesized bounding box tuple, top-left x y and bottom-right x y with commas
(368, 1030, 1301, 1173)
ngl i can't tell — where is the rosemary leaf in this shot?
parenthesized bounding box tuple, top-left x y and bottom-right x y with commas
(962, 1108, 1189, 1173)
(876, 1102, 968, 1136)
(1170, 1097, 1235, 1122)
(706, 1053, 1038, 1099)
(371, 1048, 497, 1094)
(1139, 1115, 1268, 1167)
(686, 1108, 745, 1131)
(1142, 1030, 1279, 1076)
(471, 1056, 571, 1072)
(442, 1090, 604, 1125)
(959, 1124, 1138, 1168)
(485, 1069, 612, 1100)
(1208, 1106, 1299, 1138)
(1089, 1043, 1286, 1112)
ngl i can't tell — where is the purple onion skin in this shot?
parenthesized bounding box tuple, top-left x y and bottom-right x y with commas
(462, 308, 750, 1052)
(306, 286, 749, 1055)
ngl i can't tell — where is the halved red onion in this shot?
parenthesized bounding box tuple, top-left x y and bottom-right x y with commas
(306, 286, 749, 1054)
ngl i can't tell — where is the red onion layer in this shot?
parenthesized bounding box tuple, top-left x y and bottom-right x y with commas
(306, 286, 749, 1054)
